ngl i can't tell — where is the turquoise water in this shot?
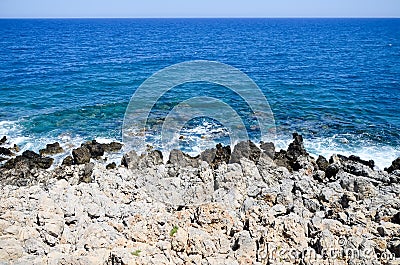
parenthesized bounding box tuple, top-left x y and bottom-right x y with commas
(0, 18, 399, 168)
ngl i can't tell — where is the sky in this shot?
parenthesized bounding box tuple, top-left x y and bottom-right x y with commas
(0, 0, 399, 18)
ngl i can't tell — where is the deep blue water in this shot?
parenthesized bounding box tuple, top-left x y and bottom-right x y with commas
(0, 18, 399, 168)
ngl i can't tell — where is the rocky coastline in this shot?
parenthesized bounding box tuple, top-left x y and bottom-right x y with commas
(0, 133, 399, 264)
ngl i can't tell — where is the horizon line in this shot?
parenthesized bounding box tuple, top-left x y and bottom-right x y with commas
(1, 16, 399, 19)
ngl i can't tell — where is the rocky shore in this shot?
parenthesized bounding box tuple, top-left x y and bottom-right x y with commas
(0, 133, 399, 264)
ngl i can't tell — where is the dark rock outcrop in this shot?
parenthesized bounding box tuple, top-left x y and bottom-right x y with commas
(62, 156, 74, 166)
(3, 150, 53, 170)
(316, 155, 329, 171)
(325, 163, 340, 180)
(72, 146, 91, 165)
(122, 150, 163, 169)
(168, 149, 200, 168)
(230, 140, 261, 164)
(273, 133, 309, 171)
(0, 136, 6, 145)
(0, 147, 13, 156)
(260, 141, 275, 159)
(391, 212, 400, 225)
(83, 140, 104, 158)
(200, 144, 231, 169)
(386, 157, 400, 173)
(39, 142, 64, 156)
(106, 162, 116, 169)
(101, 142, 123, 153)
(79, 162, 94, 183)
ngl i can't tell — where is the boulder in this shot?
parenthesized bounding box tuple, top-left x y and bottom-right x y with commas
(0, 147, 13, 156)
(79, 162, 94, 183)
(316, 155, 329, 171)
(273, 133, 309, 171)
(62, 156, 74, 166)
(106, 162, 116, 169)
(72, 146, 91, 164)
(386, 157, 400, 173)
(101, 142, 123, 153)
(0, 136, 6, 145)
(200, 144, 231, 169)
(259, 141, 275, 159)
(121, 150, 140, 169)
(3, 150, 53, 170)
(230, 140, 261, 164)
(82, 140, 104, 158)
(122, 150, 163, 169)
(39, 142, 64, 156)
(325, 163, 340, 180)
(168, 149, 200, 168)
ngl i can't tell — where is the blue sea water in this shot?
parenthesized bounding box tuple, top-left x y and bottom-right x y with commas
(0, 18, 399, 168)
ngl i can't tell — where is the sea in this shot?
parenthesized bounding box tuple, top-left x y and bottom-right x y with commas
(0, 18, 399, 169)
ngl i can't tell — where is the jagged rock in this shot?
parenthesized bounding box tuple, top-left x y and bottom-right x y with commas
(139, 150, 163, 168)
(72, 146, 91, 164)
(325, 163, 340, 180)
(122, 150, 163, 169)
(200, 148, 216, 164)
(316, 155, 329, 171)
(347, 155, 375, 169)
(0, 136, 6, 145)
(260, 141, 275, 159)
(391, 212, 400, 225)
(83, 140, 104, 158)
(200, 144, 231, 169)
(62, 156, 74, 166)
(79, 162, 94, 183)
(39, 142, 64, 156)
(168, 149, 200, 168)
(101, 142, 123, 153)
(386, 157, 400, 173)
(3, 150, 53, 170)
(273, 133, 309, 171)
(388, 239, 400, 257)
(287, 132, 308, 160)
(121, 150, 139, 169)
(106, 162, 116, 169)
(0, 147, 13, 156)
(230, 140, 261, 164)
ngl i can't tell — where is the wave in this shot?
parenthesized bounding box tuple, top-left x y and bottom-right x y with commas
(1, 118, 399, 170)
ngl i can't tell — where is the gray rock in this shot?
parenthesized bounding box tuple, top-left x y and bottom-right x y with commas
(62, 156, 74, 166)
(72, 146, 91, 165)
(230, 140, 261, 164)
(39, 142, 64, 156)
(168, 149, 200, 168)
(316, 155, 329, 171)
(259, 141, 275, 159)
(386, 157, 400, 173)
